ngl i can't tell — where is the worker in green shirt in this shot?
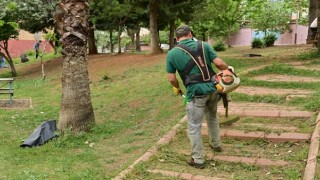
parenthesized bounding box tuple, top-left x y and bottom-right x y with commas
(166, 24, 229, 169)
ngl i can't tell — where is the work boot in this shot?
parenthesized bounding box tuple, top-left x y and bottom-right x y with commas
(210, 145, 222, 152)
(187, 158, 205, 169)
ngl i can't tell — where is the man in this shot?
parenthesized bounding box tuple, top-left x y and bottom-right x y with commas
(166, 25, 229, 169)
(0, 49, 6, 68)
(34, 40, 42, 59)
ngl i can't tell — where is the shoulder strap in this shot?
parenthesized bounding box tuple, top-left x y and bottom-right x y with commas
(175, 41, 212, 81)
(175, 44, 196, 75)
(197, 41, 216, 77)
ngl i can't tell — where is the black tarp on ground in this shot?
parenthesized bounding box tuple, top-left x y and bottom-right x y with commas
(20, 120, 58, 148)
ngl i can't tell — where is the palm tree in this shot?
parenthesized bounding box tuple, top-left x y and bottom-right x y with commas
(55, 0, 95, 133)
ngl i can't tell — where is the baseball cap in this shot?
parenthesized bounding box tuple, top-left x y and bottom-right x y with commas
(176, 25, 192, 38)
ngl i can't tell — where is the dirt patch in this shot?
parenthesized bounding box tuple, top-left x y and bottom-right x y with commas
(292, 64, 320, 71)
(16, 53, 167, 82)
(236, 86, 314, 96)
(0, 98, 32, 109)
(254, 74, 320, 82)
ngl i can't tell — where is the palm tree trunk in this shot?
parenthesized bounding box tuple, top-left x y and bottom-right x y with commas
(56, 0, 95, 133)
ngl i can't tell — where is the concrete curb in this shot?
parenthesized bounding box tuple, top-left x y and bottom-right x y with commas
(303, 112, 320, 180)
(113, 116, 187, 180)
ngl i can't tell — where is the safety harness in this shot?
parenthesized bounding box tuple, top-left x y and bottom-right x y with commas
(175, 41, 215, 87)
(175, 41, 240, 117)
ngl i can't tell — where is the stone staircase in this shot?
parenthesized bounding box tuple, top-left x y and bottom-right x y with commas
(114, 62, 320, 180)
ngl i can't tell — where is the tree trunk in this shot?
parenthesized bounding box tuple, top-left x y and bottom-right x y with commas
(308, 0, 318, 40)
(109, 30, 114, 53)
(135, 27, 141, 52)
(1, 40, 17, 77)
(117, 25, 122, 54)
(56, 0, 95, 133)
(149, 1, 161, 54)
(169, 20, 175, 50)
(88, 21, 97, 54)
(127, 28, 135, 45)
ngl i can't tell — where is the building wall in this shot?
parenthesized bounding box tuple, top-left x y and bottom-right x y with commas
(5, 30, 53, 58)
(229, 28, 253, 46)
(228, 24, 308, 46)
(7, 40, 53, 58)
(275, 24, 308, 45)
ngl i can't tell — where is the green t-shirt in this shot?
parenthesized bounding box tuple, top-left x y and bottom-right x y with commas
(166, 39, 218, 101)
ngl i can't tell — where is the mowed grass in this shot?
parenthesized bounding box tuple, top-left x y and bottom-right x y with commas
(0, 44, 320, 179)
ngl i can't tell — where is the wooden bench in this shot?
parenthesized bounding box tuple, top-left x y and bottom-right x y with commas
(0, 78, 14, 105)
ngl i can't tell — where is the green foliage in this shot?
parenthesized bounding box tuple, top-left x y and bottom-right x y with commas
(0, 22, 19, 40)
(249, 1, 291, 35)
(0, 1, 19, 41)
(141, 34, 151, 44)
(264, 34, 277, 47)
(191, 0, 261, 41)
(25, 50, 35, 56)
(251, 38, 264, 48)
(44, 32, 57, 42)
(213, 40, 226, 51)
(16, 0, 56, 33)
(159, 30, 169, 44)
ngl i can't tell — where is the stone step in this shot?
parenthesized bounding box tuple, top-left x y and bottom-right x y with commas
(229, 123, 298, 131)
(218, 108, 312, 118)
(218, 101, 307, 111)
(235, 86, 314, 96)
(147, 169, 223, 180)
(206, 154, 289, 166)
(200, 127, 310, 142)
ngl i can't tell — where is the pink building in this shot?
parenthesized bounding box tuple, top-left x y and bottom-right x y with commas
(4, 30, 53, 58)
(228, 24, 308, 46)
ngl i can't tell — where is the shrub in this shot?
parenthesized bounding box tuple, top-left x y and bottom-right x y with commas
(264, 34, 277, 47)
(213, 41, 226, 51)
(251, 38, 264, 48)
(26, 50, 35, 56)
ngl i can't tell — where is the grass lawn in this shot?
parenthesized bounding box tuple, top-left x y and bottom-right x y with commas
(0, 44, 319, 179)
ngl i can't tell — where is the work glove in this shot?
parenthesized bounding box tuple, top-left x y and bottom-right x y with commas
(173, 87, 183, 96)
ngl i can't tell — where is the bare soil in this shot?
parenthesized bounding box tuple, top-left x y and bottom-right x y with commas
(15, 53, 166, 82)
(254, 74, 320, 82)
(0, 99, 31, 109)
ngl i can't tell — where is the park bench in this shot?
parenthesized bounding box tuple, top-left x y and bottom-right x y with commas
(0, 78, 14, 105)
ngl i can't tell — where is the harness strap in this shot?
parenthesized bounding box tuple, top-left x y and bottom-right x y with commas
(175, 41, 215, 86)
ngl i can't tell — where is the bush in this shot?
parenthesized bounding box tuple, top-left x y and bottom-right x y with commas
(25, 50, 35, 56)
(251, 38, 264, 48)
(264, 34, 277, 47)
(213, 41, 226, 51)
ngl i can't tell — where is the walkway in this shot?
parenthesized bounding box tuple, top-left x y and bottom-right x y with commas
(114, 61, 320, 180)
